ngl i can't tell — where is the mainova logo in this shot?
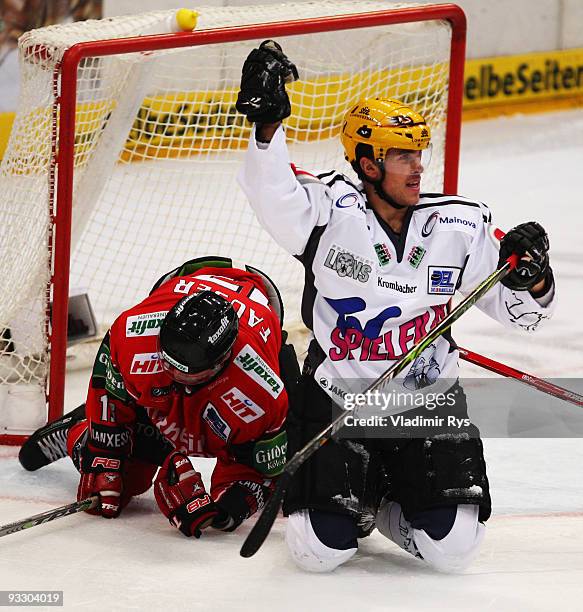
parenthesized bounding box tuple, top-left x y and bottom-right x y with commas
(439, 216, 477, 229)
(421, 211, 440, 237)
(335, 193, 365, 213)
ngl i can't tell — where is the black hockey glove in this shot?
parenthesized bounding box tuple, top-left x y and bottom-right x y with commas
(211, 481, 272, 533)
(236, 40, 299, 124)
(498, 221, 551, 291)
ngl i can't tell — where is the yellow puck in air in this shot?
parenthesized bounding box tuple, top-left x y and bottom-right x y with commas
(176, 9, 198, 31)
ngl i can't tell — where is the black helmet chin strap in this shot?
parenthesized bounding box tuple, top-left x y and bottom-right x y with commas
(368, 160, 407, 210)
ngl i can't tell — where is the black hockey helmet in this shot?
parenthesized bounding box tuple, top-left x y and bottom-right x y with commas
(158, 291, 238, 384)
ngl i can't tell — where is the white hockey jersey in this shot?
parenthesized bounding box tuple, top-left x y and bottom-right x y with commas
(238, 126, 556, 402)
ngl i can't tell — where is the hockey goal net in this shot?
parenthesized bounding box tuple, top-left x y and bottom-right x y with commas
(0, 1, 466, 443)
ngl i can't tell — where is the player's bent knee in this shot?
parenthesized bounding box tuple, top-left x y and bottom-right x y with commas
(412, 504, 485, 573)
(122, 459, 157, 498)
(285, 510, 357, 573)
(377, 502, 484, 573)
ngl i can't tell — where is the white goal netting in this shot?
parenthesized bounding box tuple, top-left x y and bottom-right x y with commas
(0, 1, 455, 435)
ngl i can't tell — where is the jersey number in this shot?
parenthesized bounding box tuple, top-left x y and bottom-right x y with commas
(100, 395, 116, 423)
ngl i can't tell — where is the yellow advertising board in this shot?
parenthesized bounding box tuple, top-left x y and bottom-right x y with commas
(463, 48, 583, 117)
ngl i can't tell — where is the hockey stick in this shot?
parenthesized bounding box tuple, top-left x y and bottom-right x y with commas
(240, 256, 518, 558)
(0, 496, 99, 538)
(458, 347, 583, 407)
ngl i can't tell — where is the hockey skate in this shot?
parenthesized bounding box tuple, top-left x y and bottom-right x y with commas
(18, 404, 86, 471)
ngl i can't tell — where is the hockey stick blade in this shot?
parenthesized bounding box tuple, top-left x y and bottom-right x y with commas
(0, 496, 99, 538)
(240, 258, 517, 558)
(240, 472, 291, 558)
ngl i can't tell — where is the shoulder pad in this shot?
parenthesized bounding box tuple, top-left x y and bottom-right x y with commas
(290, 163, 324, 186)
(418, 194, 492, 222)
(322, 172, 361, 192)
(418, 193, 483, 208)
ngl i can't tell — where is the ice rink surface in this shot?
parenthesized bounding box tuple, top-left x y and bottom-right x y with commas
(1, 109, 583, 611)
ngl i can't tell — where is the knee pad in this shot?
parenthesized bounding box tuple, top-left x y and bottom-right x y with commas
(122, 459, 157, 498)
(376, 502, 484, 573)
(285, 510, 357, 573)
(413, 504, 484, 572)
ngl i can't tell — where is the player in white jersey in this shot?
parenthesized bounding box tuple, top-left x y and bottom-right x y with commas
(236, 41, 556, 573)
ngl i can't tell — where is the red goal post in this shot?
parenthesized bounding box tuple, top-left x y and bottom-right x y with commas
(0, 2, 466, 445)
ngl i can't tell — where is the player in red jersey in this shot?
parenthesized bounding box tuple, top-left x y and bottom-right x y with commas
(19, 257, 298, 538)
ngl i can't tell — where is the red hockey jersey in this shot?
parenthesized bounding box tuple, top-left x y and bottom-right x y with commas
(84, 267, 288, 504)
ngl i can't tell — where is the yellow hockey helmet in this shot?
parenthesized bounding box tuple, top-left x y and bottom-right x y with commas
(340, 98, 431, 167)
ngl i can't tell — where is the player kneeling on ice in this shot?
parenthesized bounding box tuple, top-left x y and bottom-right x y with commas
(19, 257, 298, 539)
(236, 41, 556, 572)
